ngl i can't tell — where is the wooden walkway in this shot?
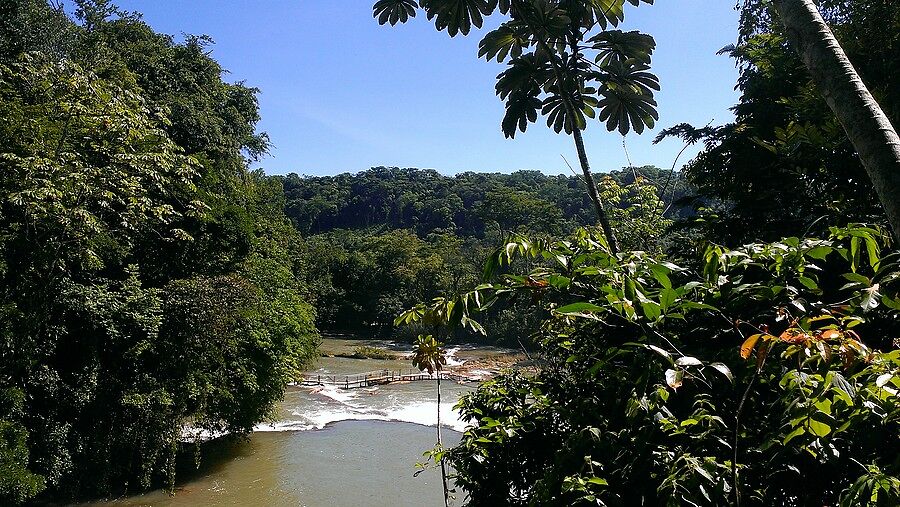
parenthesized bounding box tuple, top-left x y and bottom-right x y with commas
(298, 369, 479, 389)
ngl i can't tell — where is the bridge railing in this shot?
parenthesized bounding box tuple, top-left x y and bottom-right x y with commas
(297, 368, 478, 389)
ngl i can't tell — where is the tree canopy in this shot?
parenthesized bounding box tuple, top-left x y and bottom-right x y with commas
(0, 1, 318, 502)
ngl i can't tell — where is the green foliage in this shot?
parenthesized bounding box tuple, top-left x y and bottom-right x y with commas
(397, 224, 900, 505)
(0, 3, 318, 503)
(282, 166, 689, 238)
(284, 166, 689, 343)
(0, 389, 45, 505)
(341, 346, 398, 360)
(302, 229, 471, 336)
(598, 174, 671, 252)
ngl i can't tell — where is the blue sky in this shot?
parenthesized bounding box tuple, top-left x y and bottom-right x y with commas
(111, 1, 742, 176)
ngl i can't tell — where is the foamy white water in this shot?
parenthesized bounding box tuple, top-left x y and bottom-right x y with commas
(444, 346, 466, 367)
(256, 381, 471, 433)
(250, 338, 518, 436)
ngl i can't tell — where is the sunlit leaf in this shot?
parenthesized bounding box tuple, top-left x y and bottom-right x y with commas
(740, 333, 762, 359)
(675, 356, 702, 367)
(421, 0, 496, 37)
(478, 23, 528, 62)
(709, 362, 734, 382)
(664, 368, 683, 389)
(589, 30, 655, 67)
(556, 302, 605, 315)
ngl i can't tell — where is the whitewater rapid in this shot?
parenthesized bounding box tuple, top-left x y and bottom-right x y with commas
(255, 342, 481, 434)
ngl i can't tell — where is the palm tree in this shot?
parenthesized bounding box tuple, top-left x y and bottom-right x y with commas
(773, 0, 900, 239)
(373, 0, 660, 254)
(411, 334, 450, 507)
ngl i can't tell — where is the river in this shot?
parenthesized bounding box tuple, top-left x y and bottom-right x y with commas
(78, 337, 518, 507)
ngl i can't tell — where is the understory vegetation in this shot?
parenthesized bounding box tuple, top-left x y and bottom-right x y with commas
(408, 225, 900, 505)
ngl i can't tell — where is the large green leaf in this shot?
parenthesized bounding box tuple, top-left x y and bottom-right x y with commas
(590, 30, 655, 67)
(563, 0, 624, 29)
(601, 61, 660, 95)
(496, 54, 552, 100)
(593, 62, 659, 135)
(597, 86, 657, 135)
(420, 0, 495, 37)
(478, 23, 529, 62)
(502, 89, 542, 138)
(540, 85, 599, 134)
(556, 302, 606, 315)
(373, 0, 419, 26)
(543, 93, 596, 134)
(516, 0, 572, 40)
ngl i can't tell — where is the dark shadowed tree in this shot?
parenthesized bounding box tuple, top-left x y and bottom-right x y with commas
(771, 0, 900, 240)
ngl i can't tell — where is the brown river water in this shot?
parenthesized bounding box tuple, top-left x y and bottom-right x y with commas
(75, 338, 517, 507)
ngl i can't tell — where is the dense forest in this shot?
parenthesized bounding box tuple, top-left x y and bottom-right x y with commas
(283, 165, 690, 337)
(2, 0, 900, 505)
(0, 1, 318, 503)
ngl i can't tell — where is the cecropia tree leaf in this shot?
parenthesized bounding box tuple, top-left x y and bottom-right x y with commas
(373, 0, 419, 26)
(597, 86, 658, 135)
(478, 23, 529, 62)
(420, 0, 496, 37)
(502, 89, 542, 138)
(567, 0, 625, 30)
(590, 30, 656, 67)
(496, 54, 552, 100)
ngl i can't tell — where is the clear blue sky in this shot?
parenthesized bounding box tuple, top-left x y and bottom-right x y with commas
(111, 1, 741, 176)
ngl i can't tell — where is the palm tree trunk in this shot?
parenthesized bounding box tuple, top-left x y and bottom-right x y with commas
(572, 127, 620, 254)
(773, 0, 900, 240)
(437, 375, 450, 507)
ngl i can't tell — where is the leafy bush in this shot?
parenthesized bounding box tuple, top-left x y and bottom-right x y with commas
(400, 225, 900, 505)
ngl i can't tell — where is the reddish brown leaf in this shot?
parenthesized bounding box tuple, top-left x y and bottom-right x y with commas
(779, 329, 809, 344)
(819, 329, 841, 341)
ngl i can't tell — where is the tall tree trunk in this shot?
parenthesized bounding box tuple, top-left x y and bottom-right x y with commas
(437, 375, 450, 507)
(536, 36, 621, 254)
(572, 127, 620, 254)
(773, 0, 900, 240)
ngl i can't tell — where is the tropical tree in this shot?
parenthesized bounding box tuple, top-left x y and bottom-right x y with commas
(772, 0, 900, 240)
(372, 0, 659, 253)
(597, 174, 671, 252)
(411, 334, 450, 507)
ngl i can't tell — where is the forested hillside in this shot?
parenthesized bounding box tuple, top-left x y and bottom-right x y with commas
(281, 166, 690, 337)
(281, 165, 690, 237)
(0, 1, 318, 503)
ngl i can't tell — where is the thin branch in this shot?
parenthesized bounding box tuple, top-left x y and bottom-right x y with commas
(657, 119, 714, 216)
(622, 136, 637, 181)
(561, 154, 586, 183)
